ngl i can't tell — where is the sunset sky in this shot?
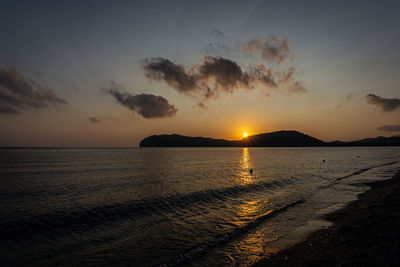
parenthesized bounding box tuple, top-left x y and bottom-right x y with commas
(1, 0, 400, 147)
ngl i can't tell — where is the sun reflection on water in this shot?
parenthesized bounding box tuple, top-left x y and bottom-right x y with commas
(235, 200, 263, 226)
(237, 148, 255, 185)
(228, 148, 274, 264)
(229, 199, 271, 265)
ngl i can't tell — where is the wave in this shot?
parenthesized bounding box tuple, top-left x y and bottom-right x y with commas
(4, 161, 398, 259)
(0, 178, 295, 242)
(335, 161, 400, 182)
(159, 199, 304, 266)
(0, 165, 135, 176)
(159, 160, 400, 266)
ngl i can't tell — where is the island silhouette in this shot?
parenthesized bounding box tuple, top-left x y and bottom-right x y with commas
(140, 130, 400, 147)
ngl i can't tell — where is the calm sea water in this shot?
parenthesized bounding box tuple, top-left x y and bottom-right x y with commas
(1, 147, 400, 266)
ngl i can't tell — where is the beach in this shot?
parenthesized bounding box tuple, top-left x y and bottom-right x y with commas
(254, 172, 400, 266)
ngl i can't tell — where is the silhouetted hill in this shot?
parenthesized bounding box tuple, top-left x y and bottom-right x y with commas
(139, 130, 324, 147)
(140, 131, 400, 147)
(243, 130, 325, 147)
(326, 136, 400, 146)
(139, 134, 240, 147)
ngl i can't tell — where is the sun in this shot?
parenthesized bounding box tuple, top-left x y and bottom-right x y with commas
(243, 132, 248, 138)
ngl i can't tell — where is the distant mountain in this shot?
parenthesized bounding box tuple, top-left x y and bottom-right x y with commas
(139, 134, 239, 147)
(326, 135, 400, 147)
(140, 130, 400, 147)
(243, 130, 325, 147)
(139, 130, 325, 147)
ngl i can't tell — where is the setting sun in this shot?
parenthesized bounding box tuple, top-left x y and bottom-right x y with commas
(243, 132, 248, 138)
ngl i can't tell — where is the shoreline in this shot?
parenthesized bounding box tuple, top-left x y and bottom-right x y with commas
(254, 171, 400, 266)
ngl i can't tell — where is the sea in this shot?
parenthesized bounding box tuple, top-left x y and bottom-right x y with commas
(1, 147, 400, 266)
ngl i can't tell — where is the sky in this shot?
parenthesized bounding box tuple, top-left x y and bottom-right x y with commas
(1, 0, 400, 147)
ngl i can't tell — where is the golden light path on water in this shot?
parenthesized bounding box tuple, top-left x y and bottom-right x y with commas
(227, 148, 267, 264)
(230, 200, 267, 264)
(237, 148, 254, 186)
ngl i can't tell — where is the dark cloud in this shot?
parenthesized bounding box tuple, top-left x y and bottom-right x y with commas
(142, 58, 196, 93)
(0, 68, 68, 114)
(142, 56, 281, 101)
(196, 56, 253, 97)
(366, 93, 400, 112)
(248, 64, 278, 88)
(103, 86, 177, 119)
(89, 117, 101, 123)
(0, 104, 19, 114)
(377, 125, 400, 132)
(240, 36, 292, 64)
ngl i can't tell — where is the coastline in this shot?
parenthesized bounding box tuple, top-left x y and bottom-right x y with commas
(254, 171, 400, 266)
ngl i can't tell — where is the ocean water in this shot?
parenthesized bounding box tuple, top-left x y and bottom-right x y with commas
(1, 147, 400, 266)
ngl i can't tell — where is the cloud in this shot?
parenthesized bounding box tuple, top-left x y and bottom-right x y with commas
(142, 58, 196, 94)
(248, 64, 278, 88)
(210, 28, 226, 39)
(366, 93, 400, 112)
(202, 43, 230, 55)
(89, 117, 101, 123)
(0, 104, 19, 114)
(278, 67, 307, 94)
(196, 56, 253, 97)
(377, 125, 400, 132)
(203, 29, 229, 55)
(142, 56, 281, 101)
(240, 36, 292, 64)
(103, 85, 177, 119)
(0, 68, 68, 114)
(142, 35, 307, 105)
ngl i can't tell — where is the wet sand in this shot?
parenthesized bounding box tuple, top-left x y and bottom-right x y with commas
(254, 172, 400, 266)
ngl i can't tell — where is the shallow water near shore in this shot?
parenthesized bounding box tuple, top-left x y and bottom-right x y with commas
(1, 147, 400, 266)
